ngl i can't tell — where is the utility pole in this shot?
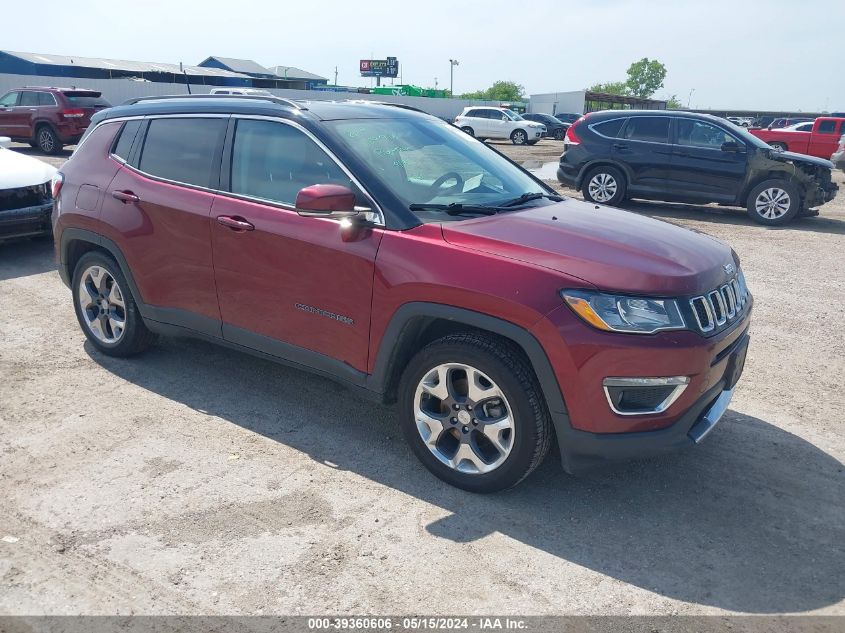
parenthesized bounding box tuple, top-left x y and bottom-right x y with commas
(434, 77, 438, 90)
(334, 66, 338, 86)
(449, 59, 459, 96)
(688, 88, 695, 109)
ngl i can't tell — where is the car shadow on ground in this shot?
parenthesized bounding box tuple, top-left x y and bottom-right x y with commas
(87, 336, 845, 614)
(0, 239, 55, 281)
(8, 145, 73, 160)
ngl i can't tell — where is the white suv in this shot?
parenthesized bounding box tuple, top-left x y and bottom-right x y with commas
(453, 107, 545, 145)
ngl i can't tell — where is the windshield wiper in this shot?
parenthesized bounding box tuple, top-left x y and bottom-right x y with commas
(408, 202, 500, 216)
(499, 192, 563, 207)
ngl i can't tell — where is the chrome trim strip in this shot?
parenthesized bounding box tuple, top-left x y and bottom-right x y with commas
(602, 376, 690, 416)
(690, 296, 714, 332)
(709, 290, 727, 325)
(689, 387, 734, 443)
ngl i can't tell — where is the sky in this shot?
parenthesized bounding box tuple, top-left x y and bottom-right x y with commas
(3, 0, 843, 112)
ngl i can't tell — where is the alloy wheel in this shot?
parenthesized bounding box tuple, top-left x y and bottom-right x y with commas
(513, 131, 527, 145)
(755, 187, 790, 220)
(38, 129, 55, 153)
(588, 172, 618, 203)
(78, 266, 127, 344)
(413, 363, 515, 474)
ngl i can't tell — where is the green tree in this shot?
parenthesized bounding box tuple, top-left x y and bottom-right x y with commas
(588, 81, 630, 95)
(460, 80, 525, 101)
(625, 58, 667, 98)
(665, 94, 683, 110)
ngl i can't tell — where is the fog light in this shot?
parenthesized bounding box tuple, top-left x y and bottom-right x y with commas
(603, 377, 689, 416)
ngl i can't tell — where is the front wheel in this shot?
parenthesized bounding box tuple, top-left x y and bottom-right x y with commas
(582, 165, 627, 206)
(746, 180, 800, 225)
(460, 126, 475, 137)
(398, 333, 552, 493)
(511, 129, 528, 145)
(554, 128, 566, 140)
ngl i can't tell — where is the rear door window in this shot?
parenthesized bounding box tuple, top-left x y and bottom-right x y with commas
(622, 117, 670, 143)
(138, 118, 226, 188)
(37, 92, 57, 106)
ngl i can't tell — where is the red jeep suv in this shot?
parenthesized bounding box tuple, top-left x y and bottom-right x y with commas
(0, 86, 111, 154)
(52, 95, 752, 492)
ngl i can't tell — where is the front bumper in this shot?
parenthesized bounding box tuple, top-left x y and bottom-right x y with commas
(0, 202, 53, 240)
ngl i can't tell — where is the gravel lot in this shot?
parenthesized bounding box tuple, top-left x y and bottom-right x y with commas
(1, 140, 843, 616)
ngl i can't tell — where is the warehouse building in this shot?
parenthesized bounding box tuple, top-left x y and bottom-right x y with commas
(529, 90, 667, 115)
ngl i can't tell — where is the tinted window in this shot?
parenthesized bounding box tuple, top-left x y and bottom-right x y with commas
(0, 92, 19, 107)
(139, 118, 225, 187)
(465, 109, 482, 118)
(112, 120, 143, 162)
(592, 118, 625, 138)
(817, 120, 837, 134)
(622, 117, 670, 143)
(37, 92, 56, 106)
(231, 119, 351, 206)
(63, 93, 111, 108)
(677, 119, 735, 148)
(796, 123, 814, 132)
(19, 92, 39, 107)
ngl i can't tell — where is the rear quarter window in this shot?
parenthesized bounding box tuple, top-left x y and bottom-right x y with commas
(591, 118, 625, 138)
(111, 120, 143, 162)
(138, 118, 226, 188)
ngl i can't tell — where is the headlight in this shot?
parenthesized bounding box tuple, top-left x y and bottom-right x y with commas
(562, 290, 686, 334)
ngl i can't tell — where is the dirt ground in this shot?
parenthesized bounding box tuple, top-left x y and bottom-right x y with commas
(1, 140, 843, 616)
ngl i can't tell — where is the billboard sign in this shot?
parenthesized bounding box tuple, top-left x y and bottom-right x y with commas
(360, 57, 398, 78)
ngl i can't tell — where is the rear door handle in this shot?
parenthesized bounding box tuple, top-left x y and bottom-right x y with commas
(111, 190, 139, 204)
(216, 215, 254, 231)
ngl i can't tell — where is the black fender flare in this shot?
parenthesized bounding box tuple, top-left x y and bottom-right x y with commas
(366, 302, 568, 418)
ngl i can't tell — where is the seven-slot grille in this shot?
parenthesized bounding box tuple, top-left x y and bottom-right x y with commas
(690, 271, 749, 333)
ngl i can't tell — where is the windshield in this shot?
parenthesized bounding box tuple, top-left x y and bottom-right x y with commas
(327, 118, 549, 221)
(722, 119, 771, 150)
(502, 109, 524, 121)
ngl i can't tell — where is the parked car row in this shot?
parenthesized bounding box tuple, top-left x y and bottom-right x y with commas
(557, 110, 839, 225)
(453, 107, 581, 145)
(749, 117, 845, 158)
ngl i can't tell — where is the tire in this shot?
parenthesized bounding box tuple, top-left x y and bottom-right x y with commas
(554, 129, 566, 140)
(71, 251, 156, 357)
(398, 333, 552, 493)
(582, 165, 627, 206)
(35, 125, 62, 155)
(768, 141, 787, 151)
(511, 129, 528, 145)
(746, 179, 801, 226)
(460, 126, 475, 137)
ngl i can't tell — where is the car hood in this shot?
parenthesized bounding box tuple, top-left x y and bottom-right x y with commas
(772, 150, 834, 169)
(441, 198, 735, 296)
(0, 148, 57, 189)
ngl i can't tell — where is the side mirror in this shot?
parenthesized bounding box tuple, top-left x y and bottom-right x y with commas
(295, 184, 359, 218)
(0, 136, 11, 149)
(721, 141, 742, 153)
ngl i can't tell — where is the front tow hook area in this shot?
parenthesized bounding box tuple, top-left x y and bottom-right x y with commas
(688, 387, 734, 444)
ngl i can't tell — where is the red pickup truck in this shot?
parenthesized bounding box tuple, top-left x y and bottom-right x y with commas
(751, 117, 845, 159)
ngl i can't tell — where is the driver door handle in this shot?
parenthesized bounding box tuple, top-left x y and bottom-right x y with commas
(216, 215, 255, 232)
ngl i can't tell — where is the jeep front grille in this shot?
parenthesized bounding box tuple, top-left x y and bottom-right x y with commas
(690, 271, 749, 333)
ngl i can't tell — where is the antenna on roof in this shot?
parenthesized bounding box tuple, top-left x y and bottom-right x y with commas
(180, 62, 192, 95)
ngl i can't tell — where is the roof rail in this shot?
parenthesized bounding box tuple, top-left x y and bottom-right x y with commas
(121, 94, 307, 110)
(343, 99, 428, 115)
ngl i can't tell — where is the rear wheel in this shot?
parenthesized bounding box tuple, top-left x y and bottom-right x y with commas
(72, 251, 156, 356)
(36, 125, 62, 155)
(746, 180, 800, 225)
(511, 129, 528, 145)
(398, 333, 552, 493)
(582, 165, 627, 206)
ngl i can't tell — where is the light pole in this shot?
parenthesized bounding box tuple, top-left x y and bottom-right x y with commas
(449, 59, 459, 96)
(688, 88, 695, 109)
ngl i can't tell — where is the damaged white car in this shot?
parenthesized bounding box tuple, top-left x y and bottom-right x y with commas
(0, 137, 56, 241)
